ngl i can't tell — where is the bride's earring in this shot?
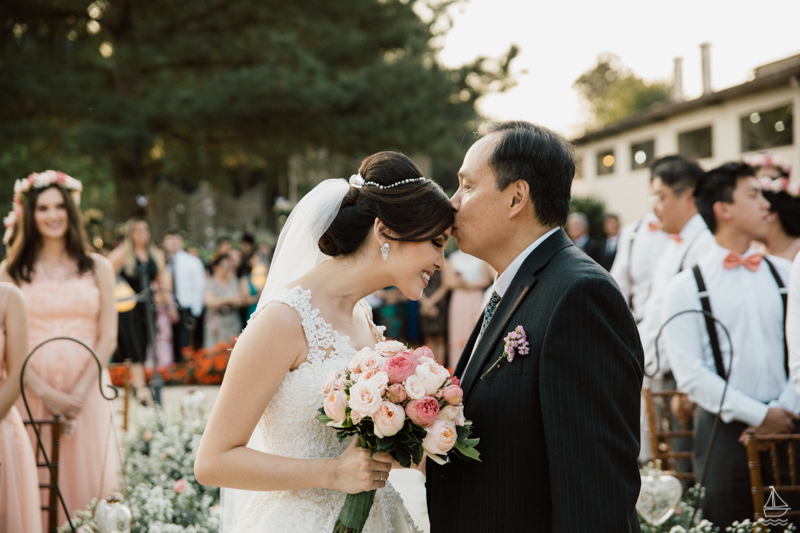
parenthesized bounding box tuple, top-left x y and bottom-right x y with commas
(381, 242, 389, 261)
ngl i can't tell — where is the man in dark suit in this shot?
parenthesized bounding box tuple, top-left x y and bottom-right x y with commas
(599, 213, 621, 271)
(427, 121, 644, 532)
(567, 211, 605, 264)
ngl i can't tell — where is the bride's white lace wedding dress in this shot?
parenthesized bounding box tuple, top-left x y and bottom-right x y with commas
(229, 286, 420, 533)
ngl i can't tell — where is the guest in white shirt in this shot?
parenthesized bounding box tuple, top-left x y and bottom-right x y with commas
(163, 229, 206, 362)
(611, 211, 669, 324)
(789, 258, 800, 397)
(663, 161, 800, 527)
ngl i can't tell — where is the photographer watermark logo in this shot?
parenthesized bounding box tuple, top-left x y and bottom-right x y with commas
(764, 485, 790, 527)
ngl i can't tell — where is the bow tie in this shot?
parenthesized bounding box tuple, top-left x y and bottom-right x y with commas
(668, 234, 683, 244)
(723, 251, 762, 272)
(648, 221, 660, 232)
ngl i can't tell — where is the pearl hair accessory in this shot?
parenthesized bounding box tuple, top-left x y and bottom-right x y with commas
(349, 173, 426, 190)
(381, 242, 389, 261)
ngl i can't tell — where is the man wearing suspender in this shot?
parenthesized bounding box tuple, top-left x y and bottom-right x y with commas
(663, 162, 799, 526)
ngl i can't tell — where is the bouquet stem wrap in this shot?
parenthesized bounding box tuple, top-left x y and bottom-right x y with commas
(333, 490, 375, 533)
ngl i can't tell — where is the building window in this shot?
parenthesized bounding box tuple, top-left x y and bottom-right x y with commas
(740, 104, 793, 152)
(630, 140, 655, 170)
(678, 126, 713, 160)
(596, 149, 615, 176)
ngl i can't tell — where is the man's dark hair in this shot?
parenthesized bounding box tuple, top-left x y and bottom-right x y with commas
(163, 227, 183, 238)
(693, 162, 757, 233)
(605, 213, 620, 223)
(240, 233, 255, 245)
(477, 120, 575, 227)
(650, 155, 704, 192)
(763, 190, 800, 237)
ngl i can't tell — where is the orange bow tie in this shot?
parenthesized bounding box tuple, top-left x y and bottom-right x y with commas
(648, 221, 660, 232)
(668, 234, 683, 244)
(723, 251, 762, 272)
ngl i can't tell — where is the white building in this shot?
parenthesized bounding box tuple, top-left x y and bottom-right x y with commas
(572, 53, 800, 225)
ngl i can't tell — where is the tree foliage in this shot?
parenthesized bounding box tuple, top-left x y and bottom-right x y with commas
(574, 53, 670, 132)
(0, 0, 516, 219)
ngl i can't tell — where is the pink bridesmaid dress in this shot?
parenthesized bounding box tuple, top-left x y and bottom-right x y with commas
(14, 264, 121, 530)
(0, 283, 42, 532)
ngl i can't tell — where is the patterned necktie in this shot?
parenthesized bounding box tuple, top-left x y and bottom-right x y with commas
(480, 291, 502, 337)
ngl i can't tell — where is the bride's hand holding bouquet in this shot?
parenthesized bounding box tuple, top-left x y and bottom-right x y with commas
(317, 340, 480, 533)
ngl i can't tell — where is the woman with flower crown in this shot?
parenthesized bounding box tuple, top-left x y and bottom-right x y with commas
(194, 152, 453, 532)
(0, 171, 121, 530)
(748, 153, 800, 261)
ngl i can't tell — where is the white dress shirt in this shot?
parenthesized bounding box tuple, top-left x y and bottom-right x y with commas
(610, 212, 670, 322)
(788, 258, 800, 397)
(466, 227, 559, 366)
(638, 213, 714, 377)
(662, 243, 798, 427)
(171, 250, 206, 317)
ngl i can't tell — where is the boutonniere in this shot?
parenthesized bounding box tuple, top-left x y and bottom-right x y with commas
(480, 325, 529, 380)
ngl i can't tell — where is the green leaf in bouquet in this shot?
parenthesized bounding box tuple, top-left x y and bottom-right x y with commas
(453, 440, 481, 462)
(316, 412, 335, 425)
(456, 425, 473, 441)
(411, 445, 424, 467)
(392, 447, 412, 468)
(462, 437, 480, 448)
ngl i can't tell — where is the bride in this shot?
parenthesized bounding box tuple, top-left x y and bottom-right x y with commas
(194, 151, 454, 532)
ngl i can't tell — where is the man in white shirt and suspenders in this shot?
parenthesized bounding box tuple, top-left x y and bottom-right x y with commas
(663, 162, 799, 526)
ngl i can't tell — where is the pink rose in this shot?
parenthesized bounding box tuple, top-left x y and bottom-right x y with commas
(415, 359, 450, 395)
(375, 340, 407, 357)
(442, 385, 463, 405)
(174, 478, 187, 494)
(437, 404, 465, 426)
(348, 381, 383, 416)
(373, 401, 406, 438)
(413, 346, 434, 362)
(450, 376, 460, 387)
(405, 396, 440, 426)
(385, 383, 407, 403)
(383, 353, 418, 384)
(403, 375, 426, 400)
(323, 390, 348, 426)
(422, 420, 458, 463)
(358, 350, 384, 373)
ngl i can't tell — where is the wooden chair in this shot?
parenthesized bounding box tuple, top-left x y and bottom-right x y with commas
(107, 360, 132, 431)
(643, 387, 695, 482)
(24, 415, 62, 533)
(745, 433, 800, 522)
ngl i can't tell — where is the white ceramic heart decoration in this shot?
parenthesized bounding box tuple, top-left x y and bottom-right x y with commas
(95, 498, 132, 533)
(636, 471, 683, 526)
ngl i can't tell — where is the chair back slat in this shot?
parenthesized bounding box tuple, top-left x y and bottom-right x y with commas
(642, 387, 695, 482)
(790, 442, 797, 486)
(745, 434, 800, 521)
(24, 415, 62, 532)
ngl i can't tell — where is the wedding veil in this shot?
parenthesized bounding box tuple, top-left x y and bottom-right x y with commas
(220, 178, 350, 532)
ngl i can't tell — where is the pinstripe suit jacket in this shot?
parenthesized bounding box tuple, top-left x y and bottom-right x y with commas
(427, 229, 644, 532)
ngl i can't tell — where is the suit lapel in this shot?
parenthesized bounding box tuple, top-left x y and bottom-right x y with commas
(453, 318, 482, 380)
(460, 229, 574, 400)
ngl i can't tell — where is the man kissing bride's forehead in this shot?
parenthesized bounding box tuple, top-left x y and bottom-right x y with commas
(429, 120, 644, 533)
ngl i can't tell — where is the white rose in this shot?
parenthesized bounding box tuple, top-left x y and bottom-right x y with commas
(422, 420, 457, 464)
(415, 360, 449, 396)
(437, 404, 464, 424)
(366, 370, 389, 395)
(348, 381, 383, 416)
(403, 375, 426, 400)
(373, 401, 406, 438)
(321, 370, 337, 395)
(358, 350, 384, 373)
(323, 390, 348, 427)
(418, 355, 436, 366)
(348, 348, 370, 371)
(375, 340, 407, 357)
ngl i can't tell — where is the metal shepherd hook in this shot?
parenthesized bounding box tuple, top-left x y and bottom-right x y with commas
(20, 337, 119, 533)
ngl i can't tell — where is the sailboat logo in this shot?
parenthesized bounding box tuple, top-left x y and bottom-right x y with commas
(764, 485, 790, 527)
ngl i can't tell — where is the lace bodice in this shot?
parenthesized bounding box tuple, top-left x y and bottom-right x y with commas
(231, 286, 417, 533)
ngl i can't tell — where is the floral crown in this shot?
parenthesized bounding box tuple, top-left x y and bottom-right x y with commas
(759, 176, 800, 198)
(3, 170, 83, 245)
(745, 152, 793, 178)
(348, 173, 426, 190)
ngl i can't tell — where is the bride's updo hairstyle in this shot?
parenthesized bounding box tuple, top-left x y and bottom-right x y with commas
(318, 152, 454, 257)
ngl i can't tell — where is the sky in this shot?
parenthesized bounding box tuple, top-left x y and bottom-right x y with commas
(436, 0, 800, 139)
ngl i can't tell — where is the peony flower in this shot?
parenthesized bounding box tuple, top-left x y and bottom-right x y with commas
(358, 349, 384, 373)
(403, 375, 426, 400)
(383, 353, 418, 384)
(323, 390, 348, 426)
(385, 383, 407, 404)
(442, 385, 463, 406)
(437, 404, 466, 426)
(415, 359, 450, 395)
(450, 376, 460, 387)
(348, 381, 383, 416)
(174, 478, 187, 493)
(422, 420, 458, 464)
(412, 346, 434, 362)
(365, 370, 389, 395)
(373, 401, 406, 438)
(405, 396, 440, 426)
(375, 340, 407, 357)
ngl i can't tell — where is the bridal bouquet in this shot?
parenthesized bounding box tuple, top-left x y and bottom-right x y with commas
(316, 340, 480, 533)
